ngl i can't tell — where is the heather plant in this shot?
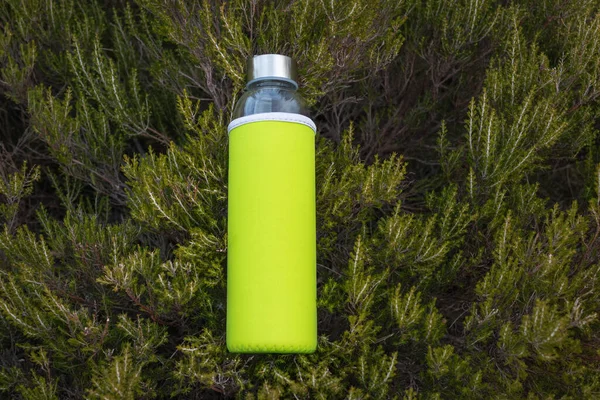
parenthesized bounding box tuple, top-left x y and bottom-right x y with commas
(0, 0, 599, 399)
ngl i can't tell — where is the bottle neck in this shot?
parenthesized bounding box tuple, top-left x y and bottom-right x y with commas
(246, 78, 297, 91)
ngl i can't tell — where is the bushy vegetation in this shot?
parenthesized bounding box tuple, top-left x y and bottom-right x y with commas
(1, 0, 599, 398)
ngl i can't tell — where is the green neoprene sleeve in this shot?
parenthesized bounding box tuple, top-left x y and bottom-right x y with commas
(227, 113, 317, 353)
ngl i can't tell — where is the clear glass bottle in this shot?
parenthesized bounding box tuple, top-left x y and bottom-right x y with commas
(227, 54, 317, 354)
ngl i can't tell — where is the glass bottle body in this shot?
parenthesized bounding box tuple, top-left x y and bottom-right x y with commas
(227, 76, 317, 353)
(232, 79, 309, 118)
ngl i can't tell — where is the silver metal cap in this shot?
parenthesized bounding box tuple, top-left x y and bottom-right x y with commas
(247, 54, 298, 87)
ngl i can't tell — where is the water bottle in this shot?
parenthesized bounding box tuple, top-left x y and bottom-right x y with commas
(226, 54, 317, 353)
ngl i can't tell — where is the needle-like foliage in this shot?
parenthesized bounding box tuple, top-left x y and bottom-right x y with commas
(1, 0, 600, 398)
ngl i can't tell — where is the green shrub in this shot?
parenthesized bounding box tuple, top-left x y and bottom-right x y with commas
(1, 0, 599, 398)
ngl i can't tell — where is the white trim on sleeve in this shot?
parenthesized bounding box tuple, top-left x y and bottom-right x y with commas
(228, 112, 316, 134)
